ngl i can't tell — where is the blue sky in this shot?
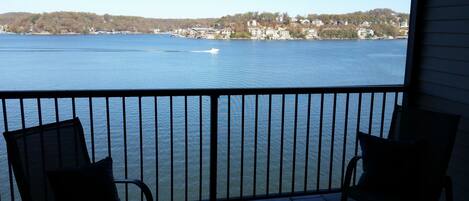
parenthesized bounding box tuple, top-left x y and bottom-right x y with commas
(0, 0, 411, 18)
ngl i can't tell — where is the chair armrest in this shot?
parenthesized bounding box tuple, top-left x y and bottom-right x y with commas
(341, 156, 362, 201)
(114, 179, 154, 201)
(443, 176, 453, 201)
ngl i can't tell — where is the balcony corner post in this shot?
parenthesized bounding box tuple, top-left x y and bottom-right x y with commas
(209, 94, 219, 201)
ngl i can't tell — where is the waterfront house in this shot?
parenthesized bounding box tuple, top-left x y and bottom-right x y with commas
(400, 20, 409, 28)
(264, 27, 278, 39)
(248, 27, 264, 39)
(357, 28, 375, 39)
(277, 27, 291, 40)
(220, 28, 232, 39)
(303, 28, 319, 39)
(1, 1, 469, 201)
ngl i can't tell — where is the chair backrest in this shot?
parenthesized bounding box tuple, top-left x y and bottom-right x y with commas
(388, 106, 460, 200)
(3, 118, 91, 201)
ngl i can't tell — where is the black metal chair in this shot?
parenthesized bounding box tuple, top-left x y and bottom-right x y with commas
(3, 117, 153, 201)
(342, 106, 460, 201)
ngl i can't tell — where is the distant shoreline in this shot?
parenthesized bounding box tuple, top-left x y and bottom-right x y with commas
(0, 32, 408, 41)
(1, 9, 409, 41)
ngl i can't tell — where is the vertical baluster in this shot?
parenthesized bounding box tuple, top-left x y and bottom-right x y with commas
(37, 98, 48, 201)
(89, 97, 95, 162)
(209, 95, 218, 201)
(20, 100, 28, 161)
(138, 96, 144, 201)
(253, 94, 259, 196)
(122, 97, 128, 201)
(19, 99, 31, 195)
(303, 94, 312, 192)
(279, 94, 285, 193)
(368, 93, 375, 135)
(226, 95, 231, 199)
(316, 93, 324, 191)
(380, 93, 387, 138)
(106, 97, 111, 157)
(199, 96, 203, 201)
(71, 98, 79, 166)
(55, 98, 63, 168)
(2, 99, 14, 201)
(266, 94, 272, 195)
(292, 94, 298, 193)
(154, 96, 159, 201)
(328, 94, 337, 190)
(72, 97, 76, 118)
(240, 95, 245, 198)
(170, 96, 174, 201)
(184, 96, 188, 201)
(353, 93, 362, 184)
(340, 93, 350, 188)
(19, 99, 26, 129)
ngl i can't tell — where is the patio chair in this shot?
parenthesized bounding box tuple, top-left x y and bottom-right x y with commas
(3, 117, 153, 201)
(341, 106, 460, 201)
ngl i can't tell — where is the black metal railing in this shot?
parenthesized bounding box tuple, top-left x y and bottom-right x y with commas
(0, 85, 405, 201)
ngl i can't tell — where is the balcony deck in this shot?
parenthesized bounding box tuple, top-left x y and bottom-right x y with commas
(0, 85, 404, 201)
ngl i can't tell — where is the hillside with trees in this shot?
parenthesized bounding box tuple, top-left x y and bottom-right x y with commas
(0, 9, 409, 39)
(0, 12, 216, 34)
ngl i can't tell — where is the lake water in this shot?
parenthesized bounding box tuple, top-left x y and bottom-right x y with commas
(0, 35, 406, 90)
(0, 35, 407, 201)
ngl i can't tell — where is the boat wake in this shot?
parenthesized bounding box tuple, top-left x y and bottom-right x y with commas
(0, 47, 220, 54)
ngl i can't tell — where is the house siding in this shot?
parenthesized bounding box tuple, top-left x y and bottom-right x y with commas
(409, 0, 469, 200)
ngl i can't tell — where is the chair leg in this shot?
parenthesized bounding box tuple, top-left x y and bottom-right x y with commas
(114, 179, 154, 201)
(342, 156, 361, 201)
(341, 191, 348, 201)
(444, 176, 453, 201)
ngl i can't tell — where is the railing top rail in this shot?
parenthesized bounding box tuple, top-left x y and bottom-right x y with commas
(0, 84, 406, 99)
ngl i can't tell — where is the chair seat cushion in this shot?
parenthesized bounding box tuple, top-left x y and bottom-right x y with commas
(357, 132, 425, 197)
(47, 157, 119, 201)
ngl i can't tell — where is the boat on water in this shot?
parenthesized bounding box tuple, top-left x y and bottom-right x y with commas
(191, 48, 219, 54)
(208, 48, 219, 54)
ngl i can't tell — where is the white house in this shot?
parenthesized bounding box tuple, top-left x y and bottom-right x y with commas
(400, 20, 409, 28)
(276, 14, 285, 23)
(361, 21, 371, 27)
(277, 28, 291, 40)
(216, 28, 232, 39)
(265, 28, 279, 39)
(300, 19, 311, 25)
(249, 27, 264, 39)
(357, 28, 374, 39)
(311, 19, 324, 27)
(247, 20, 258, 27)
(303, 28, 318, 39)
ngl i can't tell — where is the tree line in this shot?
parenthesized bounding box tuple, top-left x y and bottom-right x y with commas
(0, 9, 408, 38)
